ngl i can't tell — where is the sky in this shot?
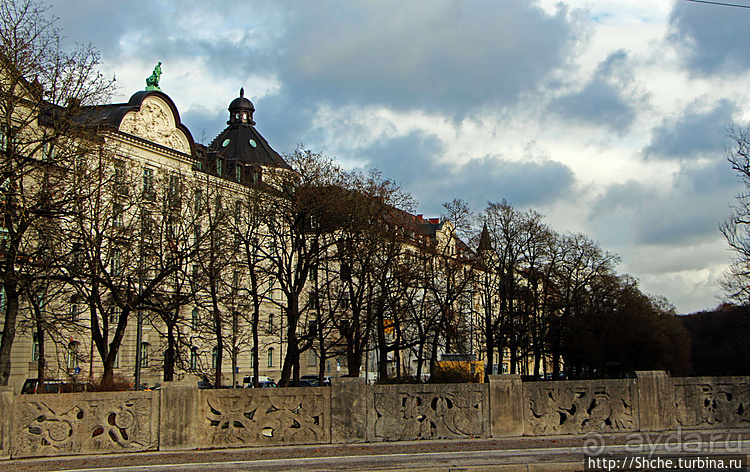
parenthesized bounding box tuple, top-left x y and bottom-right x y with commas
(46, 0, 750, 314)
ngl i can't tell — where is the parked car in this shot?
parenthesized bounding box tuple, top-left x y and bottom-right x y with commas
(299, 375, 320, 387)
(21, 379, 94, 394)
(243, 376, 274, 388)
(257, 380, 277, 388)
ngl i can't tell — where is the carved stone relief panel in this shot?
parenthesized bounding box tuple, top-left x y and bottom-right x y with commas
(119, 96, 190, 154)
(674, 378, 750, 429)
(12, 392, 158, 457)
(526, 380, 636, 435)
(198, 389, 330, 448)
(372, 384, 487, 441)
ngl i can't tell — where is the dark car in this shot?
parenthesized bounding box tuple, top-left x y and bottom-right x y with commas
(21, 379, 94, 394)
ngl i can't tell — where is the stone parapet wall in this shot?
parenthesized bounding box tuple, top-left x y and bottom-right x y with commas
(197, 386, 331, 448)
(368, 383, 488, 441)
(524, 378, 638, 435)
(0, 372, 747, 459)
(11, 390, 159, 458)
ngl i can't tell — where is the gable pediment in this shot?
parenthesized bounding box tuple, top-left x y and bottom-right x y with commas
(119, 95, 190, 154)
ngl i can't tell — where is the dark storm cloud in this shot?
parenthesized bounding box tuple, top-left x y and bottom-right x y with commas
(355, 131, 575, 215)
(549, 50, 645, 130)
(51, 0, 282, 79)
(644, 99, 736, 161)
(590, 158, 739, 247)
(49, 0, 586, 149)
(276, 0, 583, 115)
(668, 1, 750, 75)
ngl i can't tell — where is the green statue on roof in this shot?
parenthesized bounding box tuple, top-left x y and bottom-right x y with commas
(145, 62, 162, 91)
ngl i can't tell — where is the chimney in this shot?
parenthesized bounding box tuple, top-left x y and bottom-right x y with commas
(416, 214, 423, 222)
(429, 218, 439, 224)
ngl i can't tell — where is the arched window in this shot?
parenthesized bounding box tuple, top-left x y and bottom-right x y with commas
(267, 348, 274, 368)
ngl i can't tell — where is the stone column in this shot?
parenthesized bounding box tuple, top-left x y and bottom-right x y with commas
(0, 387, 12, 459)
(636, 371, 675, 432)
(331, 377, 366, 443)
(488, 374, 524, 437)
(159, 381, 199, 451)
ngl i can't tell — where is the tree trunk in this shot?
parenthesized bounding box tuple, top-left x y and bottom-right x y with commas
(0, 284, 19, 386)
(35, 305, 46, 392)
(164, 320, 176, 382)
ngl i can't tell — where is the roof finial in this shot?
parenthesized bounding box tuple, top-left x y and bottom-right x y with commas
(240, 87, 244, 98)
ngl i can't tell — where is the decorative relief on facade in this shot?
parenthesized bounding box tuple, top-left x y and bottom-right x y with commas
(674, 379, 750, 428)
(372, 385, 485, 440)
(526, 381, 636, 435)
(13, 394, 156, 457)
(201, 390, 330, 447)
(119, 97, 190, 154)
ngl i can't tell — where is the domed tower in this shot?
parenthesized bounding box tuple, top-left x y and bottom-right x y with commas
(203, 88, 291, 184)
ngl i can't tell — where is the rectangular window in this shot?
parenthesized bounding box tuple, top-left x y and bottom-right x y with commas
(267, 348, 274, 368)
(193, 224, 201, 246)
(141, 209, 152, 235)
(113, 203, 123, 228)
(68, 342, 79, 369)
(32, 333, 40, 361)
(166, 215, 175, 240)
(69, 303, 79, 322)
(216, 159, 222, 177)
(140, 342, 149, 368)
(168, 174, 181, 207)
(194, 189, 202, 215)
(235, 164, 241, 182)
(109, 306, 121, 325)
(111, 248, 121, 276)
(0, 126, 6, 152)
(190, 348, 198, 370)
(142, 168, 155, 201)
(268, 314, 274, 334)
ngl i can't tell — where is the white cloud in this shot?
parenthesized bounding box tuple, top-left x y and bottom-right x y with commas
(43, 0, 750, 312)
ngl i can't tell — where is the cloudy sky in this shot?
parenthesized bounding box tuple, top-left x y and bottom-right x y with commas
(48, 0, 750, 313)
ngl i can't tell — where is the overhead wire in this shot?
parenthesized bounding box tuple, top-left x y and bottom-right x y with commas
(683, 0, 750, 9)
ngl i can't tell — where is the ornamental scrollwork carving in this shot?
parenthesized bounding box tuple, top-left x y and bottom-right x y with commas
(674, 381, 750, 428)
(203, 391, 328, 446)
(527, 381, 635, 435)
(373, 388, 484, 440)
(119, 98, 189, 154)
(14, 396, 155, 457)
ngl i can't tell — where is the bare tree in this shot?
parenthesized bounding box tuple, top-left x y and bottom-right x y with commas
(721, 126, 750, 306)
(0, 0, 114, 385)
